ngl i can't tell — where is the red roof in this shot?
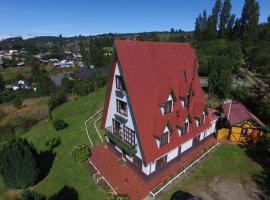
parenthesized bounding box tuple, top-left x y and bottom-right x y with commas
(221, 101, 265, 126)
(102, 40, 212, 164)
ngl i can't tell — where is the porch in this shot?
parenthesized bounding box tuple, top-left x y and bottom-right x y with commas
(89, 136, 217, 200)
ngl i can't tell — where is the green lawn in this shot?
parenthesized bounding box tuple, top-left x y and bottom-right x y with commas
(160, 144, 263, 199)
(0, 88, 107, 200)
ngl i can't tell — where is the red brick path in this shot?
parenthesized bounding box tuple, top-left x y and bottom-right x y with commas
(90, 136, 217, 200)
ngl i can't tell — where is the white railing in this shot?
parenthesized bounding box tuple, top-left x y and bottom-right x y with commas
(89, 159, 117, 194)
(84, 107, 104, 147)
(149, 142, 220, 199)
(94, 115, 104, 143)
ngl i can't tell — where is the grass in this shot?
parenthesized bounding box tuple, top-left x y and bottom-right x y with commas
(160, 144, 263, 199)
(0, 88, 107, 200)
(0, 66, 32, 83)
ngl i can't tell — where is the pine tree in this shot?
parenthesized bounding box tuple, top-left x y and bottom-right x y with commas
(240, 0, 260, 41)
(219, 0, 232, 38)
(0, 139, 39, 189)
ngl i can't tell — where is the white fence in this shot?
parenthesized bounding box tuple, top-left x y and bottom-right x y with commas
(84, 107, 104, 147)
(149, 142, 220, 199)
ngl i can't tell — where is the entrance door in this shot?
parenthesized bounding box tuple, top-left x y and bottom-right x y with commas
(156, 155, 167, 170)
(133, 155, 142, 170)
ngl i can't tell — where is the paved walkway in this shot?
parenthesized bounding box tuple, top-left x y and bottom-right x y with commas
(90, 136, 217, 200)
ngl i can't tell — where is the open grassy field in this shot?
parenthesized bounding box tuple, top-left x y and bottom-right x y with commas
(0, 66, 32, 83)
(0, 97, 49, 126)
(160, 144, 264, 199)
(0, 88, 107, 200)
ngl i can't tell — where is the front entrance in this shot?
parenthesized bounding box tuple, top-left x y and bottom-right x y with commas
(156, 155, 167, 170)
(133, 155, 142, 170)
(193, 135, 200, 147)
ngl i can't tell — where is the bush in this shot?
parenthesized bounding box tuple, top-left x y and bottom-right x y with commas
(48, 90, 67, 111)
(13, 190, 45, 200)
(45, 136, 61, 149)
(13, 97, 22, 109)
(72, 144, 90, 162)
(0, 139, 39, 188)
(52, 119, 68, 131)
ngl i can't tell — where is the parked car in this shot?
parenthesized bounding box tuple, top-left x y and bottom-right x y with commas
(171, 191, 201, 200)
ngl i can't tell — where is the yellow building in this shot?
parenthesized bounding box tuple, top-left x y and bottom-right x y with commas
(217, 101, 265, 144)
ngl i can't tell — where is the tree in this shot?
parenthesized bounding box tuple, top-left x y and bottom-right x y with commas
(219, 0, 232, 38)
(268, 15, 270, 24)
(0, 139, 39, 188)
(48, 90, 67, 111)
(227, 14, 236, 38)
(61, 77, 74, 94)
(212, 0, 222, 29)
(0, 74, 5, 92)
(240, 0, 260, 41)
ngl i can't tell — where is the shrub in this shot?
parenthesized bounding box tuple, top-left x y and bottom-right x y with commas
(0, 139, 39, 188)
(52, 119, 68, 131)
(45, 136, 61, 149)
(48, 90, 67, 111)
(72, 144, 90, 162)
(13, 190, 45, 200)
(13, 97, 22, 109)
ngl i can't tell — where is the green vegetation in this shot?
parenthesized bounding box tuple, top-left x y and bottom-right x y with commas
(0, 88, 106, 199)
(14, 190, 45, 200)
(52, 119, 68, 131)
(0, 139, 39, 189)
(72, 144, 91, 162)
(160, 144, 263, 199)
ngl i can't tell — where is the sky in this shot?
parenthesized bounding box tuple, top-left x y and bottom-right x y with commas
(1, 0, 270, 39)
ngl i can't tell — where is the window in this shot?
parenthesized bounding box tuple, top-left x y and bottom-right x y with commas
(198, 114, 204, 126)
(116, 99, 128, 116)
(160, 132, 169, 147)
(164, 100, 172, 114)
(182, 122, 189, 135)
(181, 95, 190, 108)
(242, 128, 248, 136)
(112, 119, 122, 136)
(123, 126, 135, 146)
(116, 76, 125, 91)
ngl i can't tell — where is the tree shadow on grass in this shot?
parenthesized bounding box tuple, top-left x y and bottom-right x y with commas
(242, 143, 270, 197)
(36, 150, 56, 184)
(49, 186, 78, 200)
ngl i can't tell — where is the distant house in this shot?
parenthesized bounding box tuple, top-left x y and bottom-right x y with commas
(217, 100, 265, 144)
(53, 60, 74, 68)
(13, 80, 32, 90)
(68, 68, 92, 81)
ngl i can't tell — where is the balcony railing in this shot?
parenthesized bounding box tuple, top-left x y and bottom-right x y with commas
(114, 113, 128, 124)
(105, 130, 137, 156)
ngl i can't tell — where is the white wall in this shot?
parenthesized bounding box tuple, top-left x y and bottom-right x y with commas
(160, 94, 173, 115)
(181, 139, 193, 153)
(104, 61, 143, 160)
(167, 147, 179, 162)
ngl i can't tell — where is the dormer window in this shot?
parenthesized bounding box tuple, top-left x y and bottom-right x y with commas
(164, 100, 172, 114)
(197, 114, 205, 126)
(160, 132, 169, 147)
(181, 94, 190, 108)
(116, 75, 125, 91)
(182, 122, 189, 135)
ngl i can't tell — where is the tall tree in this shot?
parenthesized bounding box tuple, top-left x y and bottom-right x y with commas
(227, 14, 236, 39)
(212, 0, 222, 29)
(0, 139, 39, 188)
(240, 0, 260, 41)
(268, 15, 270, 24)
(0, 74, 5, 92)
(219, 0, 232, 38)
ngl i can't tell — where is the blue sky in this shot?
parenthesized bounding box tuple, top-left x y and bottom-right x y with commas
(1, 0, 269, 39)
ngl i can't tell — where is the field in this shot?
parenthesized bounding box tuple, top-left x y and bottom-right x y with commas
(159, 144, 265, 200)
(0, 66, 32, 83)
(0, 88, 107, 200)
